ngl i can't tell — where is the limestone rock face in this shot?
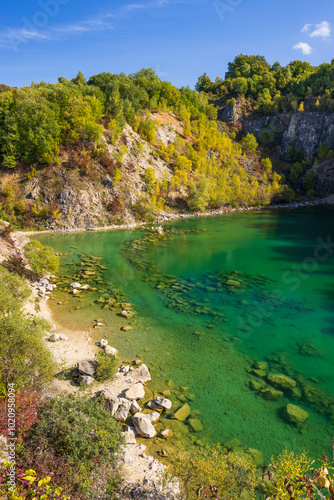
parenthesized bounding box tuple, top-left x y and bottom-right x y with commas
(267, 374, 297, 390)
(282, 404, 309, 427)
(131, 413, 157, 438)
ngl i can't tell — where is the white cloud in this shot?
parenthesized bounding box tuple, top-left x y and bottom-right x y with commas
(309, 21, 331, 38)
(293, 42, 312, 55)
(0, 28, 48, 49)
(301, 23, 312, 33)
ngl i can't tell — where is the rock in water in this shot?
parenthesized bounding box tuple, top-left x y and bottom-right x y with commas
(173, 403, 190, 421)
(188, 418, 203, 432)
(76, 359, 98, 376)
(260, 388, 283, 401)
(282, 404, 309, 427)
(154, 396, 172, 410)
(131, 364, 151, 384)
(267, 374, 297, 389)
(125, 383, 145, 400)
(131, 413, 157, 438)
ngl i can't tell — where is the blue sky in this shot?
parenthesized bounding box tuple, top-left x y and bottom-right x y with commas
(0, 0, 333, 89)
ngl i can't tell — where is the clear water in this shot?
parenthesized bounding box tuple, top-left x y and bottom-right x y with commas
(36, 206, 334, 461)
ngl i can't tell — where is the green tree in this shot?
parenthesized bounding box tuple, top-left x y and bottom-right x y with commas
(24, 240, 59, 276)
(240, 133, 258, 153)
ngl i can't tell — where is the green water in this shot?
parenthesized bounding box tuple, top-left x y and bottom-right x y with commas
(36, 206, 334, 461)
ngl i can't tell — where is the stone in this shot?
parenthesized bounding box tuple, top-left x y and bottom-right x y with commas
(159, 428, 173, 439)
(162, 390, 172, 397)
(122, 325, 133, 332)
(147, 400, 163, 411)
(101, 389, 119, 416)
(77, 375, 94, 385)
(260, 387, 283, 401)
(123, 426, 137, 444)
(173, 403, 190, 422)
(154, 397, 172, 410)
(77, 359, 98, 376)
(249, 380, 264, 391)
(71, 282, 81, 288)
(130, 401, 141, 414)
(131, 413, 157, 438)
(131, 364, 151, 384)
(267, 374, 297, 390)
(100, 339, 108, 348)
(254, 361, 268, 371)
(250, 369, 267, 378)
(115, 398, 131, 422)
(104, 345, 118, 357)
(125, 383, 145, 401)
(59, 335, 68, 341)
(145, 411, 160, 423)
(48, 333, 60, 342)
(80, 284, 90, 290)
(121, 310, 129, 317)
(282, 404, 308, 427)
(188, 418, 203, 432)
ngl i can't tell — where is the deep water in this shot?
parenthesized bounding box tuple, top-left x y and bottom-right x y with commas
(36, 206, 334, 461)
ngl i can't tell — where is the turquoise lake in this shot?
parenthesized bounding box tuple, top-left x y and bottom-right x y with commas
(36, 206, 334, 462)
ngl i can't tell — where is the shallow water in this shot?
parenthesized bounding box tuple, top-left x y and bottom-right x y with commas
(36, 206, 334, 461)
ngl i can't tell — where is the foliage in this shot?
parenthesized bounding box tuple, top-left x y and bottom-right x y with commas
(20, 394, 124, 497)
(132, 194, 156, 222)
(174, 444, 257, 499)
(0, 462, 70, 500)
(0, 266, 54, 391)
(24, 240, 59, 276)
(95, 350, 119, 382)
(240, 133, 258, 153)
(0, 391, 41, 442)
(263, 448, 334, 499)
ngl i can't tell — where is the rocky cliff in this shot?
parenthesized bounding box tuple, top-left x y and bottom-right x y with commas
(219, 104, 334, 159)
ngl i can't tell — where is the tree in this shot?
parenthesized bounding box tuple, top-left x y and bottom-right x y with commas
(24, 240, 59, 276)
(240, 133, 258, 153)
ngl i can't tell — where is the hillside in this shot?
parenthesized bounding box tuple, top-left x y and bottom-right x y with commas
(0, 70, 286, 230)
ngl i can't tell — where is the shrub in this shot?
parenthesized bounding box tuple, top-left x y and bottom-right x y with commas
(174, 444, 257, 499)
(240, 133, 258, 154)
(95, 350, 119, 382)
(0, 391, 41, 442)
(24, 240, 59, 276)
(132, 194, 156, 222)
(20, 394, 124, 498)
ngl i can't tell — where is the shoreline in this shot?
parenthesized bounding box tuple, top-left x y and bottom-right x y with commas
(17, 197, 332, 236)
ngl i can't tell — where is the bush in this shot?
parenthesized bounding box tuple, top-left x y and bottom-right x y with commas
(132, 194, 156, 222)
(24, 240, 59, 276)
(20, 394, 124, 498)
(174, 444, 257, 499)
(95, 350, 119, 382)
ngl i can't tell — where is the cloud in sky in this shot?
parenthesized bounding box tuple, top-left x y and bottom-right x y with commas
(309, 21, 331, 38)
(301, 24, 311, 33)
(293, 42, 312, 55)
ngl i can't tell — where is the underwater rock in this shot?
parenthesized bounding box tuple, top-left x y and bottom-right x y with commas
(250, 369, 267, 378)
(188, 418, 203, 432)
(146, 411, 160, 423)
(260, 387, 283, 401)
(267, 374, 297, 390)
(159, 429, 173, 439)
(254, 361, 268, 371)
(282, 404, 308, 427)
(242, 448, 263, 467)
(173, 403, 191, 422)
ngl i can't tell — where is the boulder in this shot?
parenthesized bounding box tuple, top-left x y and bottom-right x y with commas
(159, 428, 173, 439)
(146, 411, 160, 423)
(254, 361, 268, 371)
(131, 364, 151, 384)
(123, 426, 137, 444)
(173, 403, 190, 422)
(154, 396, 172, 410)
(48, 333, 60, 342)
(130, 401, 141, 414)
(260, 388, 283, 401)
(104, 345, 118, 357)
(147, 400, 163, 411)
(125, 383, 145, 401)
(131, 413, 157, 438)
(71, 282, 81, 288)
(115, 398, 131, 422)
(101, 389, 119, 416)
(77, 359, 98, 376)
(282, 404, 308, 427)
(77, 375, 94, 385)
(100, 339, 108, 348)
(188, 418, 203, 432)
(267, 374, 297, 390)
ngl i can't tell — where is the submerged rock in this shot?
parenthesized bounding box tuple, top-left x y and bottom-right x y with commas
(282, 404, 308, 427)
(173, 403, 190, 422)
(267, 373, 297, 390)
(188, 418, 203, 432)
(260, 387, 283, 401)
